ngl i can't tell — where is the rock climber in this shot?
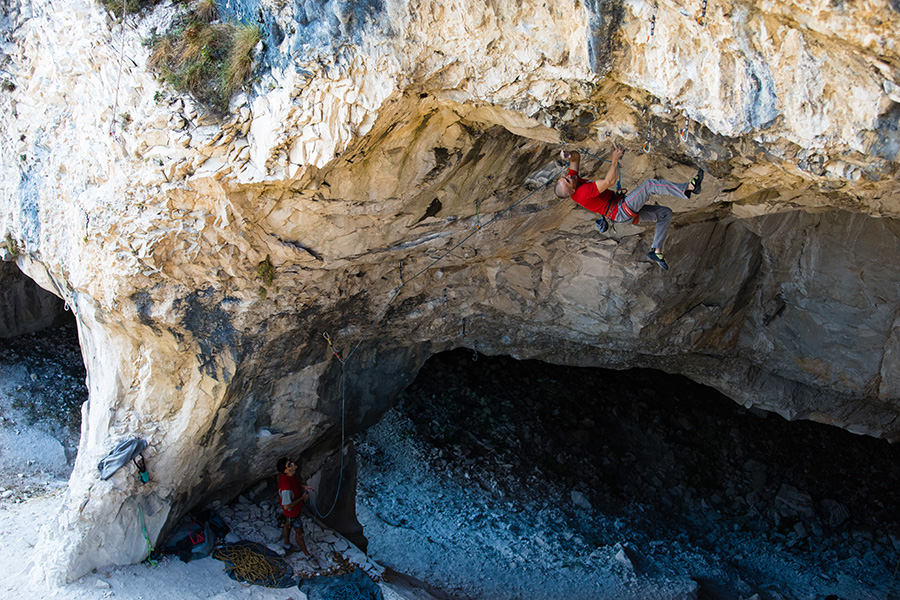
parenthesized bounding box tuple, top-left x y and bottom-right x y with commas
(276, 457, 317, 562)
(554, 143, 704, 271)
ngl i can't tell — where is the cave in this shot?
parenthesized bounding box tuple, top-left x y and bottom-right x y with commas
(1, 0, 899, 592)
(0, 259, 85, 489)
(356, 349, 900, 598)
(0, 260, 74, 338)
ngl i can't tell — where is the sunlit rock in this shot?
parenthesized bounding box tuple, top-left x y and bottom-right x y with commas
(0, 0, 897, 584)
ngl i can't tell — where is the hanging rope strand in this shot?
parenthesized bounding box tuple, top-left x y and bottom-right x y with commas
(312, 165, 566, 519)
(315, 146, 627, 519)
(109, 0, 128, 137)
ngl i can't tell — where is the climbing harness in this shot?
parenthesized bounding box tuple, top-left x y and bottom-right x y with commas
(697, 0, 708, 25)
(138, 505, 158, 566)
(579, 149, 638, 229)
(680, 115, 690, 142)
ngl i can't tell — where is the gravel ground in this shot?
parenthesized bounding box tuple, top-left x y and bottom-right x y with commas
(0, 323, 84, 499)
(356, 349, 900, 600)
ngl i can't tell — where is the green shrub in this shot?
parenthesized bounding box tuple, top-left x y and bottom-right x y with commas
(256, 255, 275, 287)
(148, 2, 261, 113)
(226, 24, 261, 95)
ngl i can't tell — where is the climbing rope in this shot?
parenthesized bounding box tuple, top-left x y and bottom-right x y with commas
(579, 149, 622, 192)
(340, 169, 563, 364)
(313, 162, 566, 519)
(885, 551, 900, 600)
(109, 0, 129, 138)
(137, 505, 158, 567)
(212, 545, 291, 588)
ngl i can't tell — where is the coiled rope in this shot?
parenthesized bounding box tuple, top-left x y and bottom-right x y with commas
(212, 544, 292, 588)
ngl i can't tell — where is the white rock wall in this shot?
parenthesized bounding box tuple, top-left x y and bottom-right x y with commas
(0, 0, 898, 585)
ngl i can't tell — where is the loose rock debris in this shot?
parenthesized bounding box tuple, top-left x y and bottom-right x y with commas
(356, 350, 900, 600)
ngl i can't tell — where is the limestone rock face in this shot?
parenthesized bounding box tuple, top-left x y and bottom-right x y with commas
(0, 0, 898, 584)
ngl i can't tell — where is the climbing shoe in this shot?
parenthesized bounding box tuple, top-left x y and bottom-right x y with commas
(595, 217, 609, 234)
(686, 169, 704, 197)
(647, 250, 669, 271)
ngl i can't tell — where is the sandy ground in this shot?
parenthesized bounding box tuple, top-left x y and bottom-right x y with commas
(0, 482, 405, 600)
(0, 327, 394, 600)
(0, 490, 302, 600)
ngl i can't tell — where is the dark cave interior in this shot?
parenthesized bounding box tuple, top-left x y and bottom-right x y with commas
(386, 349, 900, 577)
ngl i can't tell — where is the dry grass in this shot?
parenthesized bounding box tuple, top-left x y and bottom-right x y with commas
(225, 24, 261, 96)
(147, 2, 260, 113)
(190, 0, 218, 23)
(98, 0, 161, 17)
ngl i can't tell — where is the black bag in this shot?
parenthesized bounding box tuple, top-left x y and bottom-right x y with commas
(595, 217, 609, 234)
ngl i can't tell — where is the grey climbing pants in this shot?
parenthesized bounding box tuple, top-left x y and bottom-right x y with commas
(612, 178, 688, 251)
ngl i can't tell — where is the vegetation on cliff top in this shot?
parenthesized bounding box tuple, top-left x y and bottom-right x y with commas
(146, 0, 261, 113)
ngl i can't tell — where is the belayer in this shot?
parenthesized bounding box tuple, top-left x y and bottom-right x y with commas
(276, 457, 317, 563)
(554, 143, 704, 271)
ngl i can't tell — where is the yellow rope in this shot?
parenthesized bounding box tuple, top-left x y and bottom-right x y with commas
(212, 545, 291, 588)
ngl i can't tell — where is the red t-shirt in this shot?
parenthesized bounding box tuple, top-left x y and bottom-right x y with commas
(278, 473, 304, 518)
(569, 169, 618, 218)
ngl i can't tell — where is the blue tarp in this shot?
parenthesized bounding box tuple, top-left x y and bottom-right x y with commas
(299, 569, 383, 600)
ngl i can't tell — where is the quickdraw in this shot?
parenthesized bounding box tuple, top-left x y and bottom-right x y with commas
(697, 0, 708, 25)
(647, 12, 656, 42)
(680, 116, 690, 142)
(323, 332, 344, 364)
(643, 110, 652, 153)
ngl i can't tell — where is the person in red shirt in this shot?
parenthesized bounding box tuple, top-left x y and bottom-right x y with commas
(276, 457, 315, 560)
(554, 143, 703, 271)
